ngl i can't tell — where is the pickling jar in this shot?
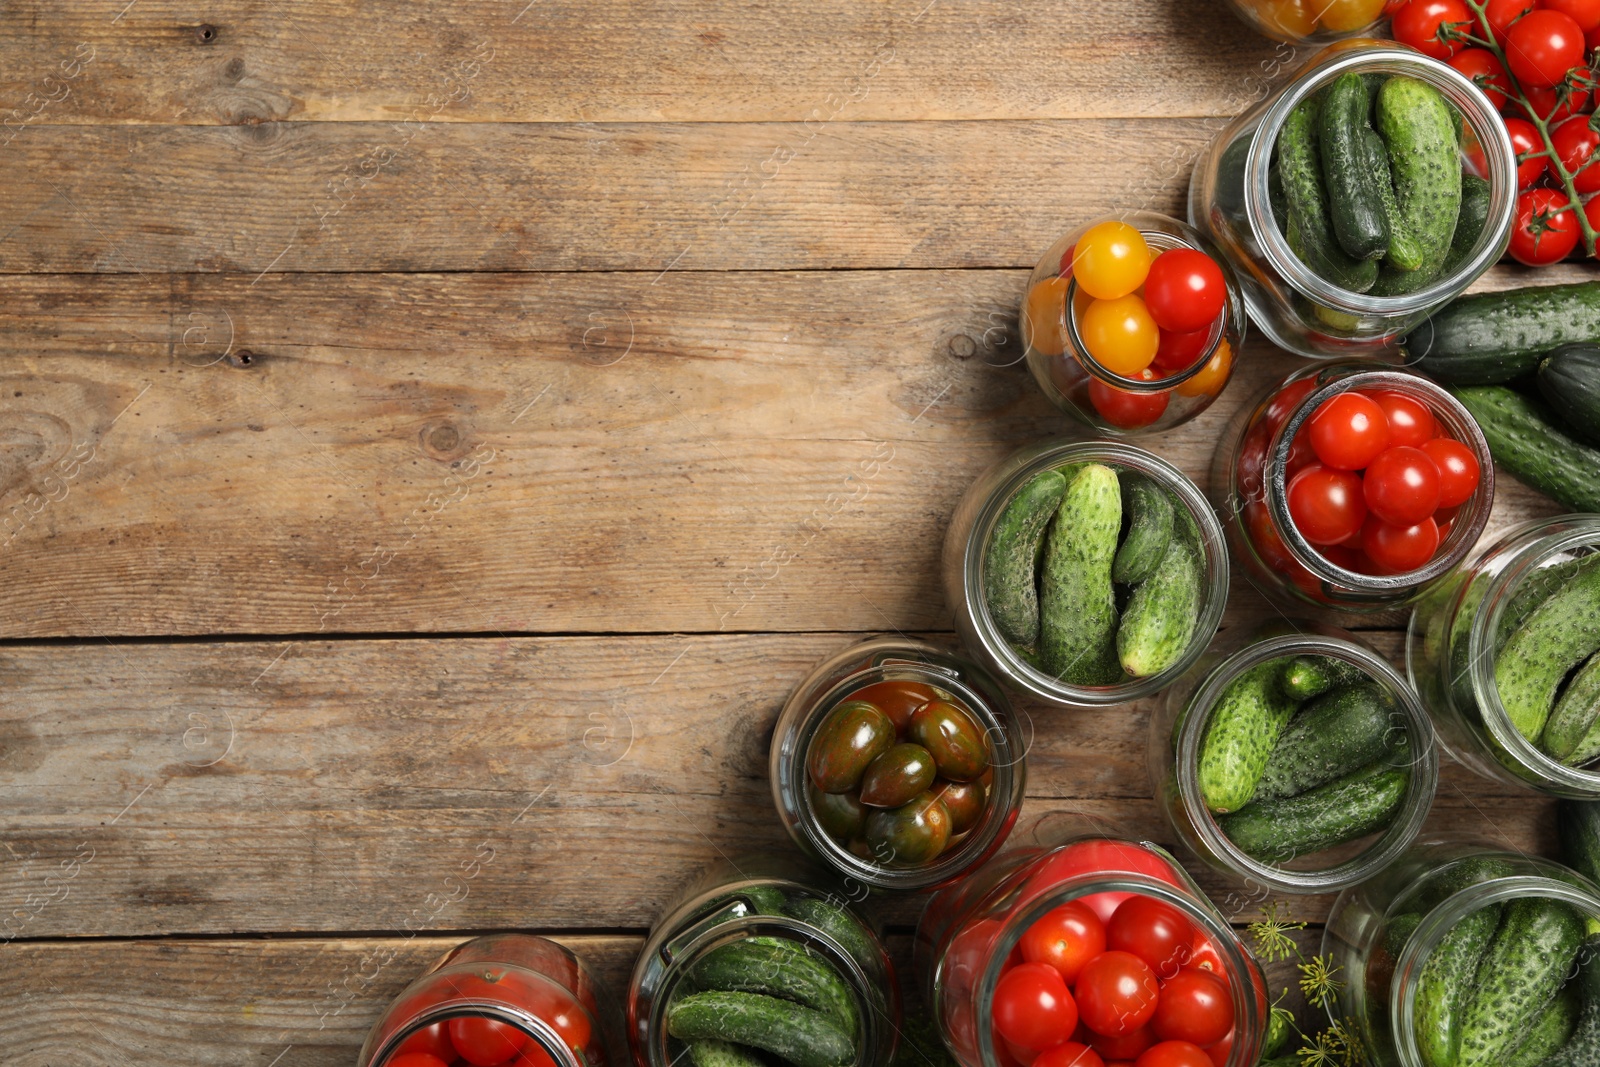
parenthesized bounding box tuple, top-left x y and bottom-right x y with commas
(1222, 0, 1385, 44)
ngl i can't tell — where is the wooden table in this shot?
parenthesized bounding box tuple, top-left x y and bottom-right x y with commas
(0, 3, 1586, 1063)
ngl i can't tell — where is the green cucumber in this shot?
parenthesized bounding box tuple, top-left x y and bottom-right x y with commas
(1449, 386, 1600, 513)
(1537, 343, 1600, 447)
(1039, 464, 1123, 686)
(1412, 283, 1600, 385)
(1559, 800, 1600, 888)
(1218, 758, 1408, 862)
(1503, 984, 1579, 1067)
(690, 938, 858, 1034)
(1252, 682, 1400, 801)
(1497, 556, 1600, 653)
(1279, 653, 1372, 702)
(1370, 173, 1489, 297)
(1386, 911, 1424, 959)
(1416, 856, 1518, 913)
(1538, 933, 1600, 1067)
(691, 1041, 769, 1067)
(983, 469, 1068, 648)
(1414, 902, 1503, 1067)
(779, 897, 877, 972)
(1321, 72, 1392, 260)
(1116, 509, 1202, 678)
(1376, 76, 1462, 277)
(1113, 475, 1175, 585)
(738, 885, 790, 916)
(667, 992, 855, 1067)
(1197, 659, 1301, 813)
(1277, 92, 1380, 293)
(1543, 648, 1600, 765)
(1494, 556, 1600, 742)
(1457, 897, 1587, 1067)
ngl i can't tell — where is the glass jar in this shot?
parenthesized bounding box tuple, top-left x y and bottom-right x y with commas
(1188, 43, 1515, 359)
(1152, 622, 1439, 894)
(1322, 839, 1600, 1067)
(771, 636, 1025, 892)
(1408, 516, 1600, 797)
(1020, 211, 1246, 435)
(628, 856, 899, 1067)
(915, 814, 1268, 1067)
(944, 439, 1229, 708)
(358, 933, 626, 1067)
(1223, 0, 1386, 44)
(1214, 361, 1494, 613)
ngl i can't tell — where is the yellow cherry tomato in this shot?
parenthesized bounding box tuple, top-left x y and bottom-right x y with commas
(1259, 0, 1318, 37)
(1071, 221, 1152, 300)
(1022, 276, 1070, 357)
(1176, 339, 1233, 398)
(1314, 0, 1384, 31)
(1079, 294, 1159, 376)
(1072, 283, 1095, 323)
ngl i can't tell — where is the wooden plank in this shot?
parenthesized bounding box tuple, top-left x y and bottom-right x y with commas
(0, 268, 1565, 638)
(0, 1, 1296, 125)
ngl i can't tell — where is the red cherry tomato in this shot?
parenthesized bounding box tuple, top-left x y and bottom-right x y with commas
(390, 1056, 452, 1067)
(1106, 897, 1196, 978)
(1087, 1025, 1155, 1062)
(1202, 1030, 1234, 1067)
(1485, 0, 1538, 41)
(1505, 10, 1586, 87)
(1520, 73, 1593, 121)
(1132, 1042, 1215, 1067)
(1448, 48, 1513, 109)
(1285, 426, 1318, 481)
(1308, 392, 1390, 470)
(520, 983, 592, 1053)
(1370, 391, 1435, 448)
(1504, 118, 1551, 189)
(1553, 116, 1600, 195)
(1287, 466, 1369, 545)
(1150, 969, 1233, 1047)
(1076, 951, 1160, 1038)
(397, 1023, 457, 1061)
(1088, 369, 1170, 430)
(1023, 902, 1109, 986)
(1034, 1042, 1106, 1067)
(1420, 438, 1481, 508)
(1262, 379, 1319, 436)
(1509, 188, 1580, 266)
(1363, 446, 1442, 527)
(1153, 325, 1216, 372)
(1236, 421, 1272, 500)
(1545, 0, 1600, 31)
(1142, 249, 1227, 334)
(1392, 0, 1473, 57)
(450, 1017, 530, 1067)
(995, 963, 1081, 1051)
(1362, 515, 1441, 573)
(1023, 842, 1185, 924)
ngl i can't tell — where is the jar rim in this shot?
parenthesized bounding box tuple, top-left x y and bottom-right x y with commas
(369, 997, 585, 1067)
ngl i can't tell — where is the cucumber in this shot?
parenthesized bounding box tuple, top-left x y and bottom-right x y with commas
(1412, 283, 1600, 385)
(1386, 911, 1424, 959)
(1537, 344, 1600, 447)
(1320, 72, 1391, 261)
(1039, 464, 1123, 685)
(1560, 800, 1600, 887)
(690, 938, 859, 1034)
(1449, 386, 1600, 513)
(1416, 856, 1518, 913)
(1493, 556, 1600, 742)
(1538, 933, 1600, 1067)
(1197, 659, 1301, 813)
(667, 992, 855, 1067)
(1217, 758, 1409, 862)
(1370, 173, 1489, 297)
(1497, 556, 1600, 653)
(1112, 474, 1175, 585)
(1277, 92, 1380, 293)
(738, 885, 790, 916)
(1415, 901, 1502, 1067)
(1279, 653, 1372, 702)
(1116, 511, 1202, 678)
(1457, 897, 1587, 1067)
(983, 469, 1068, 648)
(1252, 682, 1400, 801)
(1264, 1006, 1294, 1058)
(1503, 984, 1579, 1067)
(780, 897, 877, 972)
(1542, 648, 1600, 765)
(691, 1040, 769, 1067)
(1376, 76, 1462, 277)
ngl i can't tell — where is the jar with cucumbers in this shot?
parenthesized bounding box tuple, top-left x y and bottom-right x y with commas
(1408, 516, 1600, 798)
(943, 440, 1229, 709)
(914, 814, 1268, 1067)
(1189, 43, 1516, 359)
(358, 933, 626, 1067)
(628, 857, 898, 1067)
(771, 637, 1026, 890)
(1152, 623, 1439, 894)
(1321, 838, 1600, 1067)
(1020, 211, 1246, 435)
(1216, 361, 1494, 613)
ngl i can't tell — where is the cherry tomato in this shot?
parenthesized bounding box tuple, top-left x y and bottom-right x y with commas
(1546, 0, 1600, 31)
(1174, 340, 1231, 400)
(1245, 498, 1298, 572)
(450, 1017, 529, 1066)
(1448, 48, 1512, 109)
(1420, 438, 1480, 507)
(1236, 421, 1271, 500)
(390, 1055, 452, 1067)
(1509, 188, 1580, 266)
(1258, 0, 1319, 36)
(1081, 295, 1160, 375)
(1022, 902, 1109, 985)
(1087, 1025, 1155, 1062)
(995, 963, 1080, 1051)
(1362, 515, 1441, 572)
(1371, 391, 1435, 448)
(1150, 969, 1233, 1047)
(1202, 1031, 1234, 1067)
(1106, 897, 1196, 978)
(1521, 73, 1593, 121)
(1308, 392, 1390, 470)
(1285, 426, 1317, 481)
(1075, 951, 1160, 1038)
(847, 679, 936, 732)
(397, 1023, 457, 1061)
(520, 983, 592, 1052)
(1505, 10, 1586, 87)
(1025, 277, 1071, 358)
(1318, 0, 1387, 31)
(1363, 446, 1442, 527)
(1504, 118, 1550, 189)
(1007, 1039, 1041, 1066)
(1590, 22, 1600, 49)
(1153, 324, 1214, 372)
(1022, 842, 1185, 923)
(1263, 378, 1318, 435)
(1088, 369, 1170, 430)
(1132, 1042, 1214, 1067)
(1034, 1042, 1106, 1067)
(1485, 0, 1538, 42)
(1143, 250, 1226, 333)
(1288, 466, 1368, 545)
(1391, 0, 1472, 58)
(1073, 222, 1152, 300)
(1553, 115, 1600, 195)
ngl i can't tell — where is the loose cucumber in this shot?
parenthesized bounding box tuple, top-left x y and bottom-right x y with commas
(1218, 758, 1408, 862)
(1537, 343, 1600, 447)
(1559, 800, 1600, 888)
(1112, 474, 1175, 585)
(691, 1040, 769, 1067)
(1457, 898, 1587, 1067)
(1449, 386, 1600, 513)
(1494, 557, 1600, 742)
(1039, 464, 1123, 685)
(1415, 901, 1502, 1067)
(1412, 283, 1600, 385)
(780, 897, 877, 972)
(1277, 92, 1380, 293)
(1538, 933, 1600, 1067)
(1542, 648, 1600, 765)
(1376, 76, 1462, 277)
(667, 992, 855, 1067)
(1116, 510, 1202, 678)
(1321, 72, 1391, 260)
(690, 938, 858, 1034)
(1252, 682, 1400, 801)
(1502, 984, 1579, 1067)
(1279, 653, 1372, 702)
(983, 469, 1068, 648)
(1197, 659, 1301, 813)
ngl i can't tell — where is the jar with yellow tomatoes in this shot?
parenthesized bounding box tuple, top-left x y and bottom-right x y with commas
(1226, 0, 1389, 45)
(1020, 212, 1246, 435)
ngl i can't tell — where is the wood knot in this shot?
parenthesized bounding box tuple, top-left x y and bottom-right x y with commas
(227, 349, 260, 368)
(420, 421, 471, 461)
(224, 57, 245, 80)
(195, 24, 219, 44)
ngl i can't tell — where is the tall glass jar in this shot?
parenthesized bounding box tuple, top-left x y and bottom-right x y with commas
(1214, 361, 1494, 613)
(1188, 43, 1515, 359)
(1322, 839, 1600, 1067)
(944, 440, 1229, 708)
(629, 856, 899, 1067)
(358, 934, 626, 1067)
(1408, 516, 1600, 797)
(771, 636, 1025, 891)
(1152, 622, 1439, 894)
(915, 815, 1268, 1067)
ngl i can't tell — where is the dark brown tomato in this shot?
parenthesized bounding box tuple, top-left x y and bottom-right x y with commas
(807, 700, 895, 793)
(809, 781, 865, 841)
(845, 679, 938, 732)
(864, 791, 953, 866)
(858, 743, 937, 808)
(908, 701, 991, 782)
(934, 777, 988, 834)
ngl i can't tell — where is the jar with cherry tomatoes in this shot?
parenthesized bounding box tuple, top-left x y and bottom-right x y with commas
(1408, 515, 1600, 797)
(915, 815, 1268, 1067)
(1152, 622, 1438, 894)
(358, 933, 626, 1067)
(1226, 0, 1389, 44)
(628, 856, 899, 1067)
(944, 440, 1230, 709)
(1020, 212, 1247, 435)
(1215, 362, 1494, 613)
(1189, 43, 1515, 359)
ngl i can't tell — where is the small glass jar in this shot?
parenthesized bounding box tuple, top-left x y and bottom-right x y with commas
(1152, 622, 1439, 894)
(358, 933, 626, 1067)
(915, 814, 1268, 1067)
(1322, 839, 1600, 1067)
(771, 636, 1025, 891)
(1188, 43, 1515, 359)
(1214, 361, 1494, 613)
(1407, 516, 1600, 797)
(1020, 211, 1246, 435)
(944, 439, 1229, 708)
(1222, 0, 1385, 44)
(629, 856, 899, 1067)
